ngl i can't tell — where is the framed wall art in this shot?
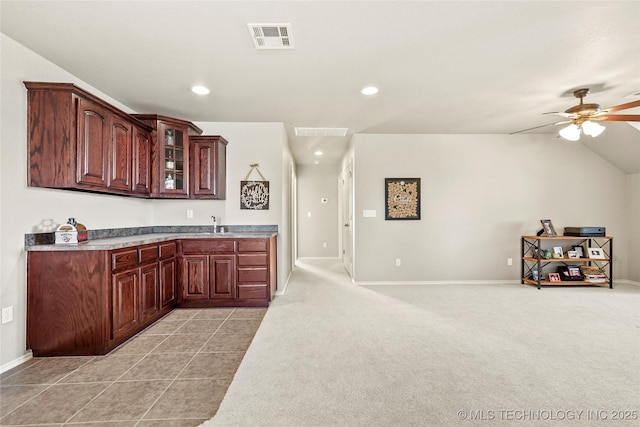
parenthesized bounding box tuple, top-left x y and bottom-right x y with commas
(240, 163, 270, 210)
(385, 178, 421, 220)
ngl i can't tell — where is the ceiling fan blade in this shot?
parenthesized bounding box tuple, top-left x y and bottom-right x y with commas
(509, 121, 570, 135)
(601, 99, 640, 113)
(592, 114, 640, 122)
(543, 111, 578, 118)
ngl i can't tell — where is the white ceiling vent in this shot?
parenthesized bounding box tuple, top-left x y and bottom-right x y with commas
(294, 127, 349, 137)
(248, 24, 294, 49)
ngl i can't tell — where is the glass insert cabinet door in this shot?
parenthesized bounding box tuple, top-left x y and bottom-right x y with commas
(162, 127, 186, 192)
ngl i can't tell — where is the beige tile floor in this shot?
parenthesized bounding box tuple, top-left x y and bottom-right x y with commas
(0, 307, 266, 426)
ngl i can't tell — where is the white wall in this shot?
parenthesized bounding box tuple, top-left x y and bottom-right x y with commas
(0, 34, 154, 369)
(351, 134, 629, 283)
(179, 122, 293, 291)
(296, 164, 340, 258)
(628, 173, 640, 282)
(0, 35, 294, 370)
(281, 143, 295, 289)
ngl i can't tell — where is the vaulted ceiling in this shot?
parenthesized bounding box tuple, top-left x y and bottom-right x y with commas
(1, 1, 639, 170)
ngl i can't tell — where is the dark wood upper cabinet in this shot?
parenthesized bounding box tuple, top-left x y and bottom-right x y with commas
(190, 135, 228, 199)
(131, 114, 203, 199)
(108, 114, 133, 191)
(25, 83, 227, 199)
(77, 98, 109, 188)
(24, 82, 153, 197)
(132, 126, 152, 196)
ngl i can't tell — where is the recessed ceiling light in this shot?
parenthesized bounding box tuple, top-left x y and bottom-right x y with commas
(191, 85, 210, 95)
(314, 150, 323, 156)
(361, 86, 379, 95)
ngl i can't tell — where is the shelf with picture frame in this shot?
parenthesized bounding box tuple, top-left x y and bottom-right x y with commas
(520, 235, 613, 289)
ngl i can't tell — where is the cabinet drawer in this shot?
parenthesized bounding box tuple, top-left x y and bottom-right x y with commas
(238, 267, 268, 283)
(112, 249, 138, 272)
(237, 253, 267, 267)
(182, 239, 236, 254)
(237, 239, 267, 252)
(138, 245, 159, 264)
(159, 242, 176, 259)
(237, 284, 268, 300)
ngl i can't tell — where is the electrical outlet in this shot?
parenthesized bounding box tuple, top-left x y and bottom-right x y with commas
(2, 306, 13, 324)
(395, 258, 401, 267)
(507, 258, 513, 266)
(323, 242, 327, 248)
(186, 209, 193, 218)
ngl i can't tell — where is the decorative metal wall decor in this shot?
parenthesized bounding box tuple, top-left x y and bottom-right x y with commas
(241, 163, 270, 210)
(385, 178, 421, 220)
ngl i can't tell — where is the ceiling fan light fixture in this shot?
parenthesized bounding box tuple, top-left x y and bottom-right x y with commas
(191, 85, 210, 95)
(361, 86, 379, 96)
(582, 120, 605, 137)
(559, 123, 581, 141)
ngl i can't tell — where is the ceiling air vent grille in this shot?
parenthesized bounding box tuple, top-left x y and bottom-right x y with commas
(248, 24, 294, 49)
(294, 127, 349, 137)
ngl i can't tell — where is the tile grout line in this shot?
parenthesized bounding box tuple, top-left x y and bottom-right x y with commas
(0, 308, 263, 426)
(133, 309, 237, 427)
(60, 310, 200, 425)
(0, 356, 98, 423)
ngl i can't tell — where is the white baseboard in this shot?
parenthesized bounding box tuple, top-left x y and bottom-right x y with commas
(615, 279, 640, 286)
(356, 279, 640, 287)
(275, 270, 293, 296)
(356, 279, 521, 286)
(1, 351, 33, 374)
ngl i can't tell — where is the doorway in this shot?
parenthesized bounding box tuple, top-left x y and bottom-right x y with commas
(340, 161, 353, 277)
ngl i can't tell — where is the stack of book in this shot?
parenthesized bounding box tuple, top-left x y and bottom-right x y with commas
(580, 265, 607, 283)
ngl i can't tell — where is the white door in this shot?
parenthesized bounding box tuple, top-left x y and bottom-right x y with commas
(341, 162, 353, 276)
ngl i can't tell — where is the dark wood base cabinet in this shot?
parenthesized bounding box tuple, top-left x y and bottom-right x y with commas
(178, 237, 277, 308)
(26, 236, 274, 356)
(27, 242, 177, 357)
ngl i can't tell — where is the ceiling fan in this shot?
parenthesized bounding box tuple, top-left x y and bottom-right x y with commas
(511, 88, 640, 141)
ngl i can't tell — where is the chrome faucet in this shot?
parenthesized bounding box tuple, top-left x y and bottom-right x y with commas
(211, 215, 217, 233)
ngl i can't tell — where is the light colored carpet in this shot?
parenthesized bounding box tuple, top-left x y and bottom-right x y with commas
(202, 259, 640, 426)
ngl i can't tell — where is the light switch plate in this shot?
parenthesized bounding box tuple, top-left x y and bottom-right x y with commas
(363, 210, 376, 217)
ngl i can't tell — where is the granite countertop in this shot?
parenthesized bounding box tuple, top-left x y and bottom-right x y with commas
(25, 225, 278, 251)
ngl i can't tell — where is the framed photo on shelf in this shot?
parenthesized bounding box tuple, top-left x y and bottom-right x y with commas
(571, 245, 585, 258)
(548, 272, 561, 282)
(588, 247, 606, 259)
(552, 246, 564, 258)
(540, 219, 557, 237)
(567, 250, 579, 259)
(385, 178, 421, 220)
(567, 266, 582, 277)
(531, 268, 543, 281)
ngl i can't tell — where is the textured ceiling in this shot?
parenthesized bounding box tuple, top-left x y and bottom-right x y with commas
(1, 1, 639, 170)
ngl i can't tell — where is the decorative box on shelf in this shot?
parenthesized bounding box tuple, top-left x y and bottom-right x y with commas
(55, 224, 78, 244)
(54, 218, 88, 244)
